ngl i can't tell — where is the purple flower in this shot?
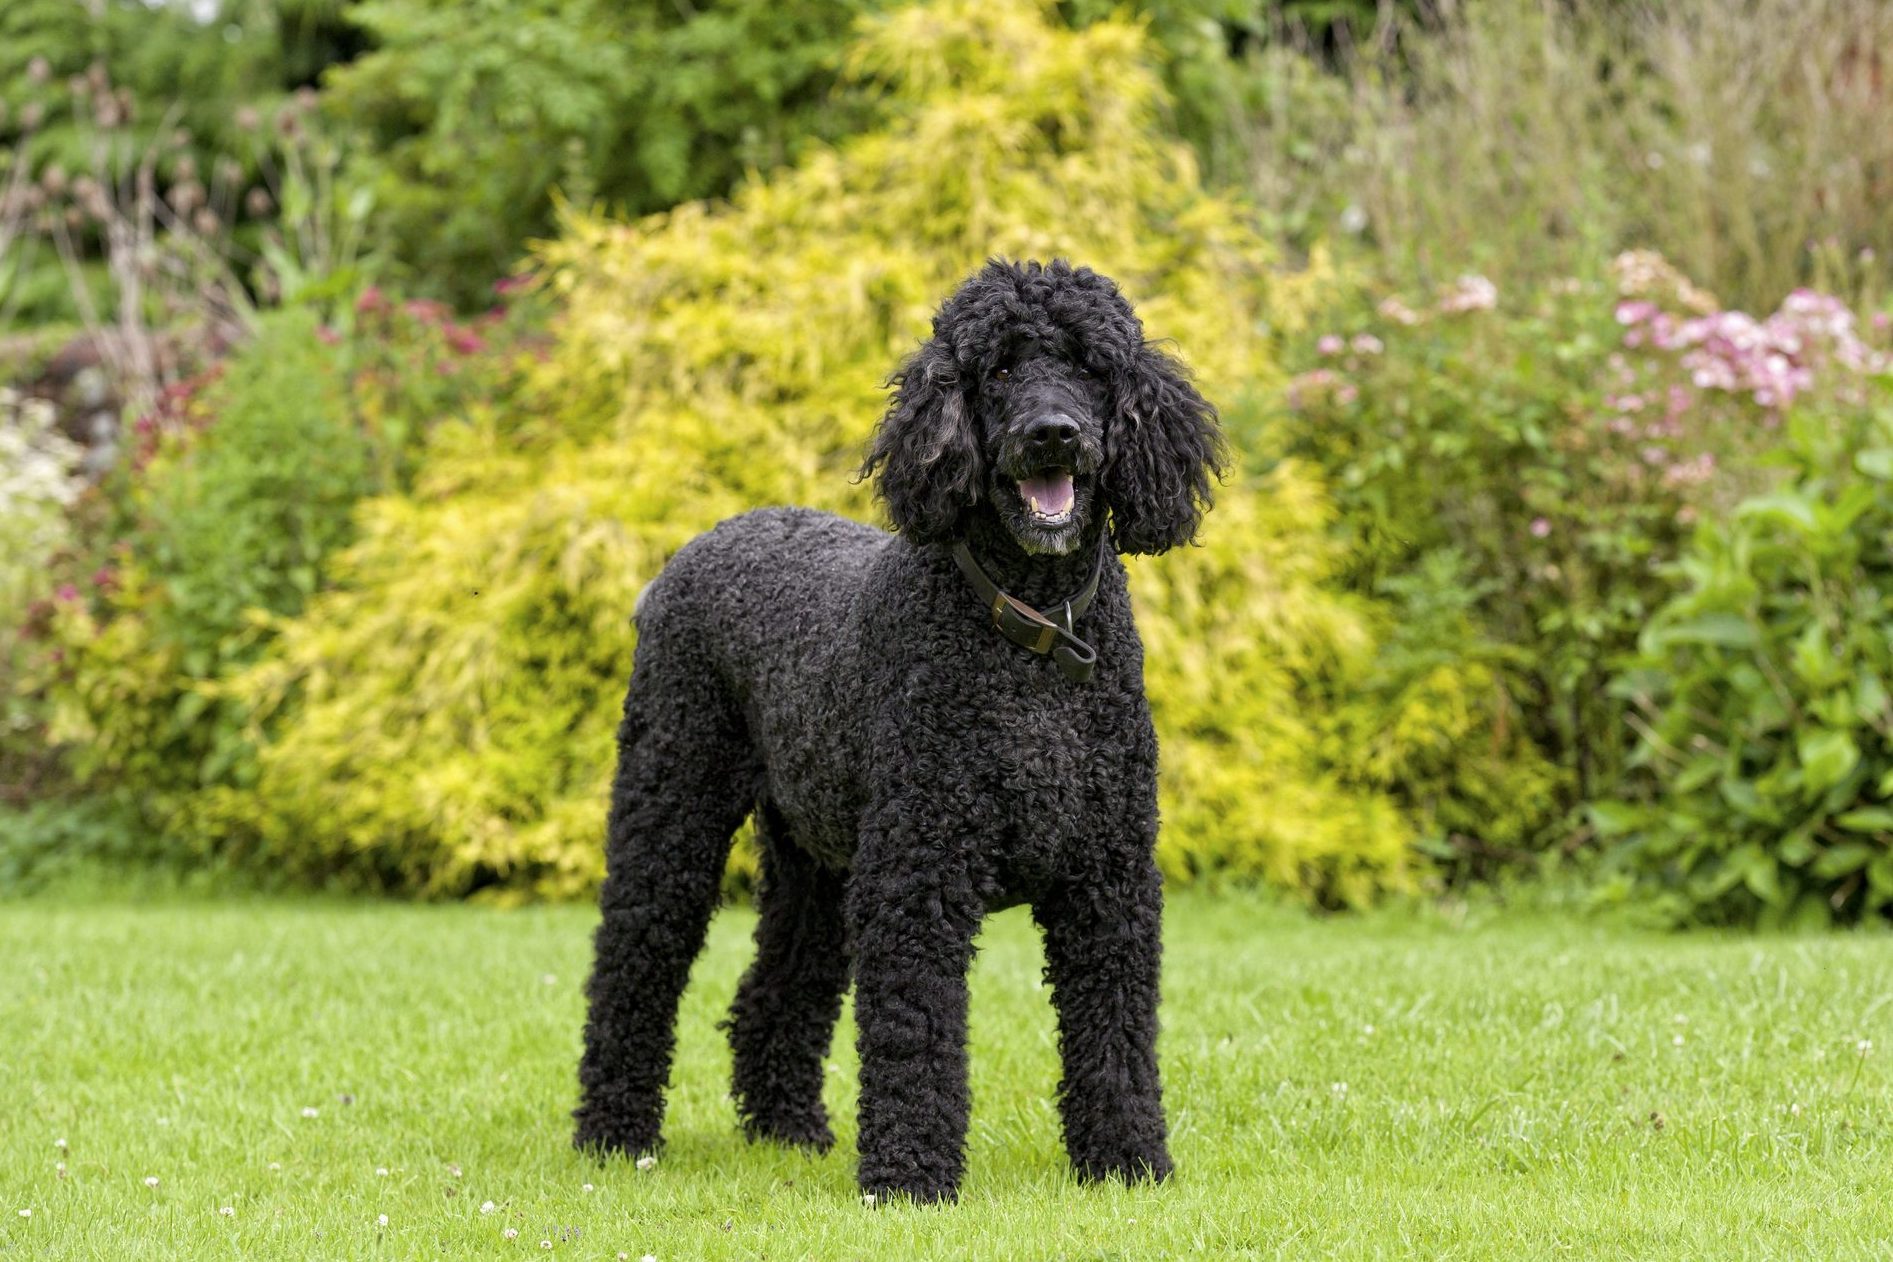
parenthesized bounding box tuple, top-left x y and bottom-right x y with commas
(1530, 517, 1552, 538)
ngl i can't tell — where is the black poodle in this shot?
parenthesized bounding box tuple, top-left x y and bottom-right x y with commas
(574, 259, 1225, 1203)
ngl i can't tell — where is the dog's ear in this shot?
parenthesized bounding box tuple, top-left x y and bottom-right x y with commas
(1103, 345, 1227, 555)
(860, 339, 980, 542)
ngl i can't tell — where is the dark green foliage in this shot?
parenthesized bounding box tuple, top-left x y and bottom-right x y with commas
(323, 0, 881, 307)
(0, 794, 156, 894)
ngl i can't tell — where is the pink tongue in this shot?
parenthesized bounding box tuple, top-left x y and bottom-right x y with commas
(1019, 471, 1074, 515)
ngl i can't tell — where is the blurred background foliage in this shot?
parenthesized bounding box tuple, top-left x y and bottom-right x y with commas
(4, 0, 1893, 924)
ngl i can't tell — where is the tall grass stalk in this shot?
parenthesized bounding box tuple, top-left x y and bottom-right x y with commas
(1234, 0, 1893, 308)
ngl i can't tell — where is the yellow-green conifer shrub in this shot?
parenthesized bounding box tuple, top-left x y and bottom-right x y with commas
(217, 0, 1417, 902)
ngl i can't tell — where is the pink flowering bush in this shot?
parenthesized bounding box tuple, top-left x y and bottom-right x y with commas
(1602, 364, 1893, 925)
(1276, 253, 1893, 878)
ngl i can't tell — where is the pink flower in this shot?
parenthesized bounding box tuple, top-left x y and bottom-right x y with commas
(355, 286, 386, 315)
(1377, 297, 1421, 326)
(1316, 334, 1345, 356)
(1437, 274, 1498, 314)
(1530, 517, 1551, 538)
(315, 324, 341, 346)
(55, 584, 79, 602)
(443, 324, 487, 355)
(1615, 301, 1659, 326)
(1285, 369, 1340, 410)
(1350, 333, 1385, 356)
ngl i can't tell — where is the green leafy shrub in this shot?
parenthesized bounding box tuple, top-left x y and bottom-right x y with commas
(1602, 330, 1893, 925)
(32, 297, 537, 839)
(206, 0, 1450, 904)
(1276, 255, 1826, 866)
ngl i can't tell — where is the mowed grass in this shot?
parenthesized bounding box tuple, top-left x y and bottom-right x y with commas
(5, 894, 1893, 1260)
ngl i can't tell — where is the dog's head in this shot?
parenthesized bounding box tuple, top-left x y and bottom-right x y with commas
(861, 259, 1226, 556)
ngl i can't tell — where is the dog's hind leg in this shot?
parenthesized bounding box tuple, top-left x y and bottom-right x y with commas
(573, 653, 756, 1159)
(725, 804, 850, 1150)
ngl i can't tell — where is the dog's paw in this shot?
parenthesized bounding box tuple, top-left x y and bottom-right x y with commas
(742, 1111, 836, 1154)
(571, 1110, 662, 1162)
(857, 1159, 962, 1206)
(1072, 1146, 1173, 1185)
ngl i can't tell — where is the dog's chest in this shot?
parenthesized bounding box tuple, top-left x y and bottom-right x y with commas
(971, 679, 1135, 898)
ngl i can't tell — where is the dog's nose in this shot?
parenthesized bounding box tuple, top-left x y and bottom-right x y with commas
(1024, 414, 1080, 455)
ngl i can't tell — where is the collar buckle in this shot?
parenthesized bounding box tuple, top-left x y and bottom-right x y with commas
(953, 540, 1104, 683)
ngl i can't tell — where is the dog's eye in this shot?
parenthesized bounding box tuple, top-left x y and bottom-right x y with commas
(992, 367, 1010, 382)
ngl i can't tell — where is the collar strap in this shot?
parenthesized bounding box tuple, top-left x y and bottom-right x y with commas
(949, 539, 1103, 683)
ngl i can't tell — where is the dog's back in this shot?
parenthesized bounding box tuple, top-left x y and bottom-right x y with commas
(630, 507, 890, 859)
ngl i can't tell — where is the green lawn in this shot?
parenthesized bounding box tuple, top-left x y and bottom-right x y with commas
(4, 894, 1892, 1259)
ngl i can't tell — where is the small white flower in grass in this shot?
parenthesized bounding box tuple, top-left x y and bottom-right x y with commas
(54, 1138, 67, 1150)
(635, 1155, 657, 1171)
(503, 1228, 519, 1240)
(55, 1164, 66, 1179)
(582, 1183, 594, 1193)
(267, 1162, 281, 1172)
(301, 1107, 319, 1119)
(480, 1201, 497, 1214)
(641, 1255, 657, 1262)
(376, 1167, 390, 1177)
(1362, 1024, 1376, 1037)
(1791, 1102, 1804, 1116)
(219, 1206, 235, 1217)
(1858, 1039, 1875, 1057)
(1330, 1082, 1348, 1098)
(862, 1192, 877, 1207)
(1673, 1034, 1685, 1047)
(540, 1242, 553, 1251)
(447, 1163, 463, 1178)
(17, 1209, 30, 1219)
(377, 1214, 388, 1227)
(144, 1176, 159, 1188)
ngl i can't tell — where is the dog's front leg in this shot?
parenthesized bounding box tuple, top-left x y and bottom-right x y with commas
(1033, 849, 1172, 1184)
(847, 812, 983, 1205)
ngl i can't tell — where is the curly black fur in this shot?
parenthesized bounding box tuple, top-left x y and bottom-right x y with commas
(574, 259, 1224, 1203)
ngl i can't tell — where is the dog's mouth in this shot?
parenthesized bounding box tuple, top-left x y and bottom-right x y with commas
(1015, 469, 1076, 526)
